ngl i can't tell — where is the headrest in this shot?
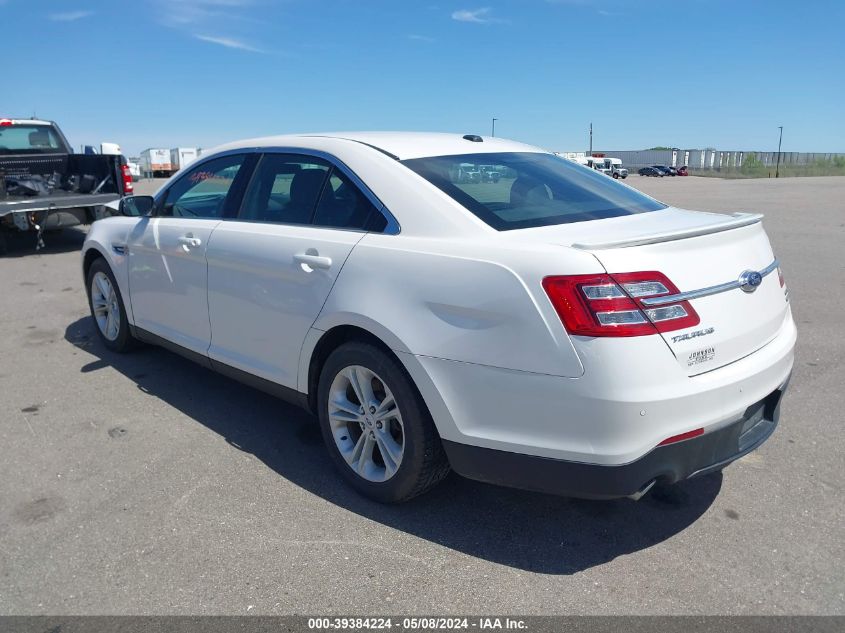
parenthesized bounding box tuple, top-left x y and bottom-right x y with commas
(290, 169, 327, 205)
(28, 130, 51, 147)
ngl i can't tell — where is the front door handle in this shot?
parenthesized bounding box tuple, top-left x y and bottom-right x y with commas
(294, 251, 332, 270)
(178, 235, 202, 249)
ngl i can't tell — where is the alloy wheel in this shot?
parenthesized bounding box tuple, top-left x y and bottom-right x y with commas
(327, 365, 405, 482)
(90, 271, 120, 341)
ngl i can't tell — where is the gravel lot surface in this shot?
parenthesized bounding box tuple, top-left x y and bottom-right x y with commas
(1, 176, 842, 615)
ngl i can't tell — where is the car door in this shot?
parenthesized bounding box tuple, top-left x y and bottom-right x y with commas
(205, 152, 388, 389)
(126, 153, 253, 356)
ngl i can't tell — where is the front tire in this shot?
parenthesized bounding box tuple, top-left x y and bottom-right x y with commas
(317, 342, 450, 503)
(86, 258, 136, 352)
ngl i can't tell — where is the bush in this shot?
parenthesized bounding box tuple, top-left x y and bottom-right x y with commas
(740, 152, 765, 175)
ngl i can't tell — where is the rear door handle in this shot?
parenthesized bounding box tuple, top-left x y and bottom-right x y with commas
(294, 251, 332, 270)
(178, 235, 202, 249)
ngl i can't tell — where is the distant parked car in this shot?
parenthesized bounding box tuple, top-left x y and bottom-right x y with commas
(677, 165, 689, 176)
(652, 165, 677, 176)
(638, 167, 663, 177)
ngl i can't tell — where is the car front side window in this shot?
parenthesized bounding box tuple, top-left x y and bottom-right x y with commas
(160, 154, 248, 219)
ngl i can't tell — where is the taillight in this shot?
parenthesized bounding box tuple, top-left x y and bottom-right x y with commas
(542, 271, 700, 337)
(777, 265, 789, 302)
(0, 119, 12, 127)
(121, 163, 134, 194)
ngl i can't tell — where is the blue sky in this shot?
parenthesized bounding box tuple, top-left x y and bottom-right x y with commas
(2, 0, 843, 155)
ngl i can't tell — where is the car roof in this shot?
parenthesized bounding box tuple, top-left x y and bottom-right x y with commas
(212, 131, 548, 161)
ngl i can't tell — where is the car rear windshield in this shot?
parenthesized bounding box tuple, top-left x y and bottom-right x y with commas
(0, 124, 65, 154)
(403, 152, 665, 230)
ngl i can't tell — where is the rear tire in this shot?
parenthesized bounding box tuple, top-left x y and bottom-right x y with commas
(86, 258, 137, 353)
(317, 342, 450, 503)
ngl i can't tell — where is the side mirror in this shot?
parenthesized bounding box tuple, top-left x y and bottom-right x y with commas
(119, 195, 155, 217)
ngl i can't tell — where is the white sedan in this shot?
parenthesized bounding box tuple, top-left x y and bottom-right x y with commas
(82, 132, 795, 503)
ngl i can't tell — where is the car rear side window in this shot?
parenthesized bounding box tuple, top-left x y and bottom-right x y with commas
(161, 154, 248, 219)
(402, 152, 666, 231)
(312, 168, 386, 232)
(239, 154, 331, 225)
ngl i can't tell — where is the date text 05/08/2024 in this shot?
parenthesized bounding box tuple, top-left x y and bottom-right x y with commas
(307, 617, 528, 630)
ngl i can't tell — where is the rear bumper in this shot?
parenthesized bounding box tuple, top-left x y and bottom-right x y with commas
(443, 381, 788, 499)
(0, 192, 120, 215)
(2, 202, 109, 232)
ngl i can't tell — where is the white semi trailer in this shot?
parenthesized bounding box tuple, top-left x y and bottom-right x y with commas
(140, 148, 172, 178)
(170, 147, 198, 172)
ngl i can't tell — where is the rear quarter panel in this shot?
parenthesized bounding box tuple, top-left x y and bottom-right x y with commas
(311, 233, 603, 378)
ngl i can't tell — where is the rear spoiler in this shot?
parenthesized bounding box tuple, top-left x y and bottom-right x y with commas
(571, 212, 763, 250)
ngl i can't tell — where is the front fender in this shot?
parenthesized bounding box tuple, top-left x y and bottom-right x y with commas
(82, 217, 139, 325)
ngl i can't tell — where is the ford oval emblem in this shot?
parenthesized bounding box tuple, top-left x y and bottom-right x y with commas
(739, 270, 764, 293)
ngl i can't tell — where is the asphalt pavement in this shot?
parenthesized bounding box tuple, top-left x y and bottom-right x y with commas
(0, 176, 842, 615)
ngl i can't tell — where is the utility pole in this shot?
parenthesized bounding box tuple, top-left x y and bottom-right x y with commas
(775, 126, 783, 178)
(491, 118, 498, 138)
(589, 122, 593, 156)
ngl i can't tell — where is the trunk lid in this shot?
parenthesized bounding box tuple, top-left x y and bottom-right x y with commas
(518, 207, 791, 375)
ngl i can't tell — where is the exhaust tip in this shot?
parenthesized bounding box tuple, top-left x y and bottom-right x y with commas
(627, 479, 657, 501)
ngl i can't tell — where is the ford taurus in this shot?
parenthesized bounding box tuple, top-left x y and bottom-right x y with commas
(81, 132, 795, 503)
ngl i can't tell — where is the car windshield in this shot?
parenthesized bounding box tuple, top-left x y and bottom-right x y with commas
(0, 124, 64, 154)
(402, 152, 666, 230)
